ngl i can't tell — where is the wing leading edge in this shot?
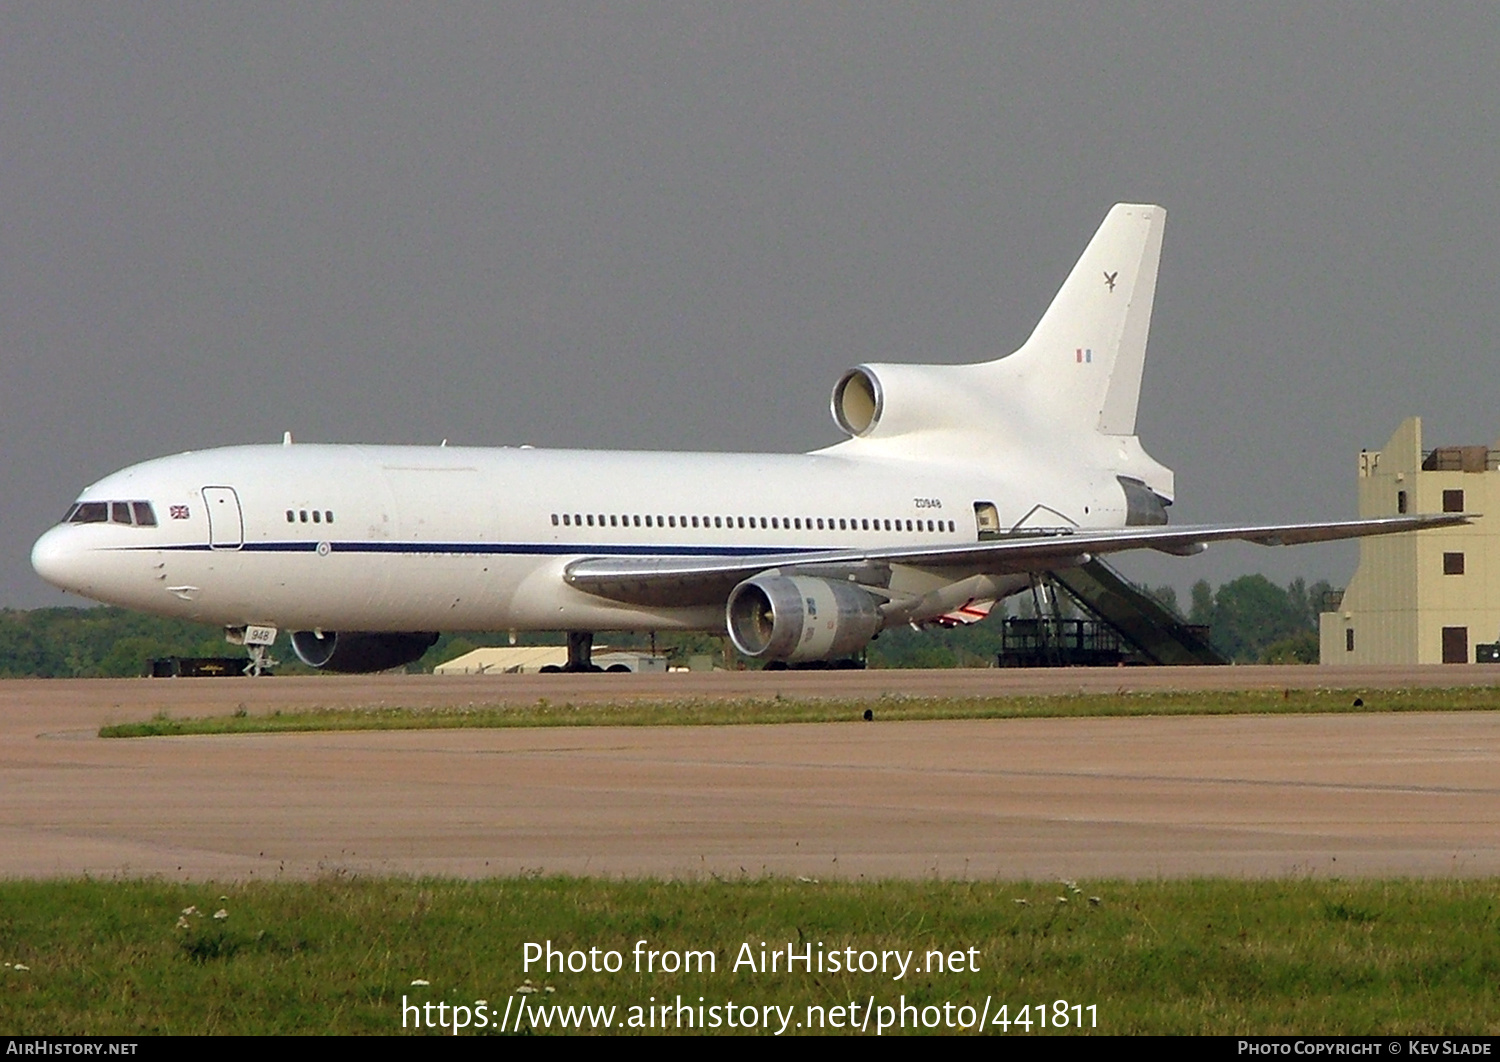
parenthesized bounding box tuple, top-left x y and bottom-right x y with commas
(562, 513, 1472, 607)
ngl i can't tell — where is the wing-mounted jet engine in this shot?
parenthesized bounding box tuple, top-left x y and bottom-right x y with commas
(726, 574, 883, 664)
(290, 630, 438, 673)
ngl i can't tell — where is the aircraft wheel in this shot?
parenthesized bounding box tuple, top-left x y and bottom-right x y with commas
(605, 663, 631, 673)
(539, 664, 561, 673)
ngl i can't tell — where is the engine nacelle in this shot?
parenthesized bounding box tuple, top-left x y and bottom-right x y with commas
(290, 630, 439, 673)
(830, 363, 987, 440)
(727, 575, 882, 663)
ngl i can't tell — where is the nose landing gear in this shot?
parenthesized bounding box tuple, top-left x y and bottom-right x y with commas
(226, 624, 279, 677)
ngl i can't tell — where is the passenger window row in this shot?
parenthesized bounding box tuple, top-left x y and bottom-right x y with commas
(550, 512, 958, 534)
(65, 501, 157, 527)
(285, 510, 335, 525)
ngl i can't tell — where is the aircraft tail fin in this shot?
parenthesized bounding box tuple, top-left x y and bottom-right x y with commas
(990, 203, 1164, 436)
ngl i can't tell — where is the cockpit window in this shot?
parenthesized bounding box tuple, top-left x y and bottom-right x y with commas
(67, 502, 108, 524)
(65, 500, 158, 526)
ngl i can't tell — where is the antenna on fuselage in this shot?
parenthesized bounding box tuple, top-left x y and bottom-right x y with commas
(282, 431, 293, 446)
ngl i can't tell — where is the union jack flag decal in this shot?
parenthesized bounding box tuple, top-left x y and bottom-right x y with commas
(169, 505, 190, 520)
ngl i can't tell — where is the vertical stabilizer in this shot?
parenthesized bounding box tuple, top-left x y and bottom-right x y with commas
(993, 204, 1164, 436)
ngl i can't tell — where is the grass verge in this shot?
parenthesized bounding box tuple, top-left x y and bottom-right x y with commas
(0, 877, 1496, 1035)
(99, 685, 1500, 738)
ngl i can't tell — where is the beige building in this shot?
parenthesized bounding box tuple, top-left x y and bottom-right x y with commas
(1320, 417, 1500, 664)
(433, 646, 670, 674)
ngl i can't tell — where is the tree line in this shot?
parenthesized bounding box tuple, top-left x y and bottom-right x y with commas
(0, 573, 1331, 677)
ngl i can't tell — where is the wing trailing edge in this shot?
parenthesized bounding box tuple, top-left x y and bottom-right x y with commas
(563, 513, 1472, 605)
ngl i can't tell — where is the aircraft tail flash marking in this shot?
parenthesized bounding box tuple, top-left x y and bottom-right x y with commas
(1075, 348, 1093, 363)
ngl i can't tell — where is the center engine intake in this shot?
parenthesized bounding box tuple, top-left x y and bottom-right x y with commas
(727, 574, 882, 664)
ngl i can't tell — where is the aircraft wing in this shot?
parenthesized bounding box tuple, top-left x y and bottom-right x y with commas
(562, 513, 1471, 606)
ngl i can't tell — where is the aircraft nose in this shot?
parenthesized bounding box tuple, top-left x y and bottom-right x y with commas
(31, 525, 84, 592)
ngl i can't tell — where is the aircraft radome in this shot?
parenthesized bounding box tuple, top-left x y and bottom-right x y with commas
(31, 205, 1467, 673)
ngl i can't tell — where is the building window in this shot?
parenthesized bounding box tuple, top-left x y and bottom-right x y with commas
(1444, 489, 1465, 513)
(1397, 490, 1408, 514)
(1444, 552, 1465, 575)
(1345, 628, 1355, 653)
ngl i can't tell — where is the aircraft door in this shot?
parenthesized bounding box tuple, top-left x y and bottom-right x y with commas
(203, 486, 244, 550)
(973, 501, 1001, 541)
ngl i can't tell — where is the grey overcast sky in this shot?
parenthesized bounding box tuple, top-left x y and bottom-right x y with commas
(4, 3, 1499, 609)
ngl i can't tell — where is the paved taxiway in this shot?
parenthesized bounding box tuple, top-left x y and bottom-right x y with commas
(3, 666, 1498, 880)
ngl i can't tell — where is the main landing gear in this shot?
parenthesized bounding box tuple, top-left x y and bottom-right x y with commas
(539, 631, 606, 673)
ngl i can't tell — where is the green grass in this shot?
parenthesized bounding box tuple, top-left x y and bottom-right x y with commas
(1, 877, 1497, 1034)
(100, 685, 1500, 738)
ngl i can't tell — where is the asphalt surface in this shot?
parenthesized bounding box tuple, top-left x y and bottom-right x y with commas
(3, 666, 1498, 880)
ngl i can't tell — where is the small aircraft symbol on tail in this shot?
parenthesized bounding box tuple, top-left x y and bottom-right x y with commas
(1103, 271, 1118, 292)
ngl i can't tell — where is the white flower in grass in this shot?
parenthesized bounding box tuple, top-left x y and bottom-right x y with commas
(12, 964, 28, 972)
(410, 979, 430, 986)
(181, 906, 199, 917)
(213, 909, 228, 920)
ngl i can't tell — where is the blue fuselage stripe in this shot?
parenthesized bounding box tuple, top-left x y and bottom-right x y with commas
(126, 541, 825, 558)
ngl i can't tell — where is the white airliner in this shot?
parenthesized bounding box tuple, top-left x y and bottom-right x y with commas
(31, 204, 1465, 672)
